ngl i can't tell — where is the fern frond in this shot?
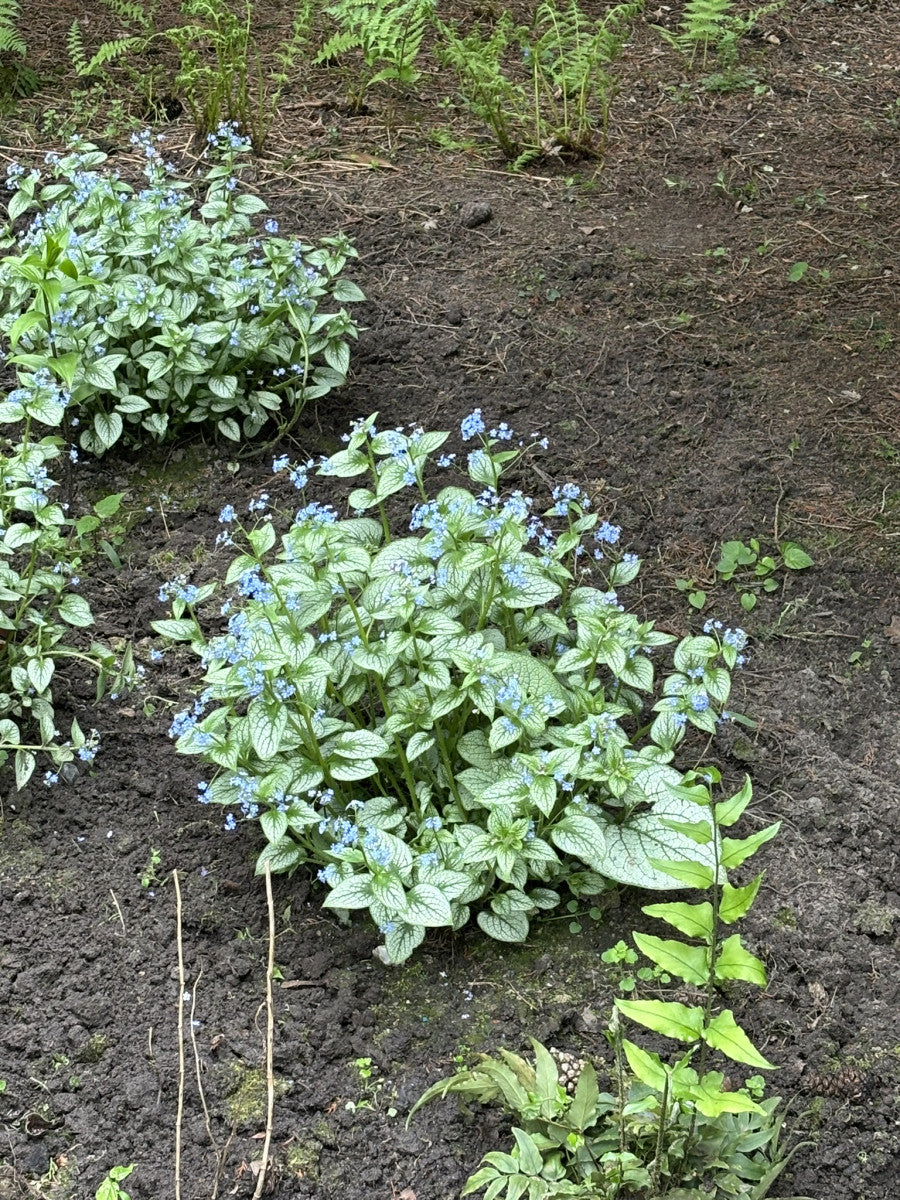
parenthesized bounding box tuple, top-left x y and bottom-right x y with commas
(318, 0, 433, 85)
(68, 21, 143, 77)
(658, 0, 735, 65)
(97, 0, 155, 32)
(0, 0, 26, 57)
(67, 20, 89, 75)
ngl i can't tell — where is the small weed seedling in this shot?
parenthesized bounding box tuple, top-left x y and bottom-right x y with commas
(346, 1056, 397, 1115)
(140, 847, 162, 888)
(95, 1164, 135, 1200)
(677, 537, 812, 614)
(600, 938, 671, 993)
(716, 538, 813, 612)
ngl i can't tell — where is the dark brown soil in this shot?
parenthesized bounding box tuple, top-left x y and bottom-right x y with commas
(2, 2, 899, 1198)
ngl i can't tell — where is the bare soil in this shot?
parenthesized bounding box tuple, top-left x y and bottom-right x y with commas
(1, 2, 899, 1198)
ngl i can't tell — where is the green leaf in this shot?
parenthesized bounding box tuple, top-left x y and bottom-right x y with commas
(260, 809, 288, 844)
(405, 731, 434, 761)
(404, 884, 453, 927)
(383, 921, 426, 963)
(703, 1009, 776, 1069)
(57, 593, 93, 627)
(781, 541, 813, 570)
(208, 374, 238, 400)
(232, 193, 268, 215)
(787, 261, 809, 282)
(151, 618, 200, 642)
(248, 522, 277, 556)
(719, 874, 762, 924)
(632, 933, 709, 985)
(713, 934, 767, 986)
(550, 812, 607, 869)
(530, 1040, 560, 1108)
(218, 417, 241, 440)
(329, 729, 390, 760)
(92, 410, 123, 451)
(247, 701, 287, 760)
(332, 279, 366, 303)
(720, 822, 780, 869)
(641, 900, 714, 942)
(648, 858, 716, 889)
(686, 1075, 765, 1117)
(83, 354, 125, 391)
(477, 909, 530, 942)
(592, 785, 720, 890)
(567, 1061, 600, 1132)
(26, 657, 54, 694)
(511, 1127, 543, 1176)
(138, 350, 171, 382)
(94, 492, 124, 519)
(622, 1039, 668, 1091)
(615, 998, 705, 1043)
(14, 748, 35, 790)
(322, 874, 375, 909)
(330, 757, 379, 782)
(255, 836, 304, 875)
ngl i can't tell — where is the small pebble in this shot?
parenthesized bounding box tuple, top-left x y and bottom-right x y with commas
(459, 200, 493, 228)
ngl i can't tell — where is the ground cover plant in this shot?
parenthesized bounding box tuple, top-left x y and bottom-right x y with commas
(154, 410, 750, 962)
(0, 123, 362, 453)
(1, 1, 899, 1199)
(0, 376, 129, 786)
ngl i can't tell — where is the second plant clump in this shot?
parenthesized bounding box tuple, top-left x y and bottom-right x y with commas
(0, 124, 362, 455)
(155, 412, 751, 963)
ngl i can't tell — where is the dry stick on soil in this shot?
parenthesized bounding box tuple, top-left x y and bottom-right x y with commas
(173, 869, 186, 1200)
(252, 864, 277, 1200)
(188, 971, 228, 1200)
(109, 888, 126, 936)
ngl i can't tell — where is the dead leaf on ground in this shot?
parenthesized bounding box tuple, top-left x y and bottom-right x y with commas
(884, 616, 900, 644)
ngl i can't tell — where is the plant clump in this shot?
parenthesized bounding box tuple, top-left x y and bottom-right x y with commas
(0, 124, 362, 455)
(154, 411, 750, 963)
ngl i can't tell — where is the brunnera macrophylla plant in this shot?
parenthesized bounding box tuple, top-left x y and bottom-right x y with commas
(0, 124, 362, 455)
(153, 412, 751, 963)
(411, 772, 811, 1200)
(0, 376, 131, 788)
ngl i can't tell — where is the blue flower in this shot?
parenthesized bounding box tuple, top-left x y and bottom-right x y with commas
(595, 521, 621, 546)
(264, 218, 279, 234)
(500, 562, 527, 589)
(460, 408, 485, 440)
